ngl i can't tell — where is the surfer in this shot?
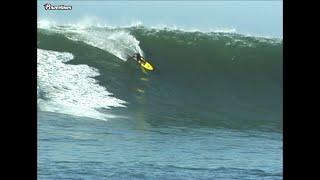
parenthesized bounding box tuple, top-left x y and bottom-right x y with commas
(132, 53, 145, 64)
(129, 52, 154, 71)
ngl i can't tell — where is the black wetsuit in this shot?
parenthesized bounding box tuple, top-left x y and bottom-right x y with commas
(135, 53, 141, 61)
(131, 53, 147, 66)
(132, 53, 141, 62)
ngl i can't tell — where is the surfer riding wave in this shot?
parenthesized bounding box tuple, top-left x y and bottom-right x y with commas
(129, 53, 154, 71)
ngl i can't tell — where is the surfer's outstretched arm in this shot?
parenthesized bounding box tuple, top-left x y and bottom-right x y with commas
(130, 53, 141, 62)
(127, 54, 136, 61)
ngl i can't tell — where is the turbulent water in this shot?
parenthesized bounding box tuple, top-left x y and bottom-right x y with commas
(37, 23, 283, 179)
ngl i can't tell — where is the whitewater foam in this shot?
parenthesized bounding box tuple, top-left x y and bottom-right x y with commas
(149, 24, 237, 34)
(38, 19, 144, 61)
(37, 49, 127, 120)
(66, 29, 144, 60)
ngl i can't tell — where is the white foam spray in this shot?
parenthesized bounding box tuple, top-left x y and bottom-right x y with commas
(38, 18, 144, 60)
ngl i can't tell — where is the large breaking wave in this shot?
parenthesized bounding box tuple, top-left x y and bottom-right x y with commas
(37, 20, 282, 132)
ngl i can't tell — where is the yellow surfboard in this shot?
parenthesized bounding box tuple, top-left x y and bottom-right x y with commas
(139, 58, 154, 71)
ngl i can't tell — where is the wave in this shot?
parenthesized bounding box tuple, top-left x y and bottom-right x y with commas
(37, 19, 281, 60)
(37, 21, 282, 131)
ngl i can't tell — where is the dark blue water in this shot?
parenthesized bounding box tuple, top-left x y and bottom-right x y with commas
(38, 111, 282, 180)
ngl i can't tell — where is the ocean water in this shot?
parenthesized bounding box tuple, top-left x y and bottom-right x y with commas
(37, 22, 282, 179)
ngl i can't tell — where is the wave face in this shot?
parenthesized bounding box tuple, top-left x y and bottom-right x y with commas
(37, 24, 282, 132)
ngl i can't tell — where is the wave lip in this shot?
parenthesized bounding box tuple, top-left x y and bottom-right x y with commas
(37, 49, 127, 120)
(37, 18, 281, 39)
(38, 19, 144, 61)
(65, 29, 144, 60)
